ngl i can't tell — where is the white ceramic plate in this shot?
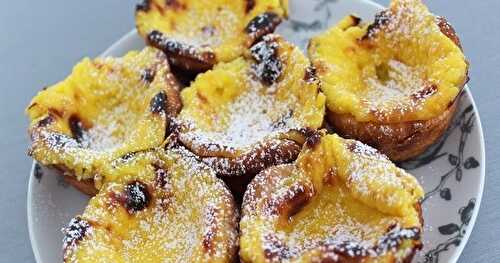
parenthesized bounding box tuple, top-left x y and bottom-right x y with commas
(28, 0, 485, 262)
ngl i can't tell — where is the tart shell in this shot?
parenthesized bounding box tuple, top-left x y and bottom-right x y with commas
(328, 97, 459, 161)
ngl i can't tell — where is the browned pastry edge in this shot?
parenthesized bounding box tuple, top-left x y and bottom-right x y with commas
(61, 171, 98, 196)
(143, 12, 282, 73)
(201, 139, 302, 203)
(327, 99, 459, 162)
(33, 163, 98, 196)
(241, 163, 423, 262)
(147, 30, 217, 73)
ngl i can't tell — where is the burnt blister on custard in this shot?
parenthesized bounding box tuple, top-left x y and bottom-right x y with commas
(124, 181, 151, 213)
(61, 150, 239, 262)
(149, 91, 168, 115)
(250, 37, 283, 85)
(68, 114, 86, 143)
(173, 34, 325, 201)
(240, 133, 425, 262)
(136, 0, 288, 72)
(362, 10, 391, 40)
(135, 0, 151, 12)
(245, 12, 283, 42)
(147, 30, 217, 72)
(63, 217, 92, 253)
(153, 164, 171, 189)
(141, 68, 157, 83)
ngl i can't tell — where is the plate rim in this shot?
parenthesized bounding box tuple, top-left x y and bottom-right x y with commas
(27, 0, 486, 262)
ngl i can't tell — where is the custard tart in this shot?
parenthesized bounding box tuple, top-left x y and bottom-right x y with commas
(136, 0, 288, 72)
(174, 34, 325, 198)
(63, 148, 238, 262)
(240, 132, 424, 262)
(308, 0, 468, 161)
(26, 47, 182, 189)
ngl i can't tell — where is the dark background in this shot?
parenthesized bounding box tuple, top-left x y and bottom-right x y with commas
(0, 0, 498, 261)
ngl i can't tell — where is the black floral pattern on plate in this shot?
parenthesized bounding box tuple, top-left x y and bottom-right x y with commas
(423, 199, 476, 263)
(288, 0, 336, 33)
(397, 102, 480, 203)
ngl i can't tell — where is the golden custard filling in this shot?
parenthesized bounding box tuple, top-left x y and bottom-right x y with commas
(177, 35, 325, 157)
(136, 0, 288, 64)
(308, 0, 468, 123)
(240, 133, 424, 262)
(26, 47, 180, 180)
(63, 148, 238, 263)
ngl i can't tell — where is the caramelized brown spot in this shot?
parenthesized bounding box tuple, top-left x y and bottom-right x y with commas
(350, 15, 362, 27)
(36, 115, 54, 128)
(318, 226, 421, 261)
(141, 68, 156, 83)
(280, 184, 313, 223)
(68, 114, 85, 142)
(170, 64, 197, 88)
(124, 181, 151, 213)
(245, 12, 282, 43)
(436, 16, 462, 49)
(153, 165, 170, 189)
(245, 0, 256, 14)
(304, 66, 318, 83)
(263, 234, 289, 260)
(150, 91, 168, 114)
(62, 217, 92, 254)
(362, 10, 391, 40)
(165, 0, 186, 10)
(323, 167, 338, 186)
(48, 108, 63, 118)
(313, 61, 328, 76)
(241, 140, 299, 175)
(304, 130, 322, 149)
(411, 84, 437, 101)
(347, 141, 380, 157)
(135, 0, 151, 12)
(27, 102, 38, 111)
(196, 91, 209, 104)
(150, 1, 165, 15)
(107, 191, 126, 209)
(147, 30, 216, 72)
(202, 205, 219, 255)
(375, 226, 421, 254)
(250, 38, 283, 85)
(266, 182, 313, 221)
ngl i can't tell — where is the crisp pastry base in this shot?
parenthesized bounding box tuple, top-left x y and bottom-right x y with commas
(328, 98, 458, 161)
(62, 174, 97, 196)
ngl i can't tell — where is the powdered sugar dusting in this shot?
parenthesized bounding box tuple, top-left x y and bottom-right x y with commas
(64, 148, 238, 262)
(182, 88, 300, 151)
(363, 59, 427, 114)
(240, 134, 423, 262)
(366, 0, 438, 43)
